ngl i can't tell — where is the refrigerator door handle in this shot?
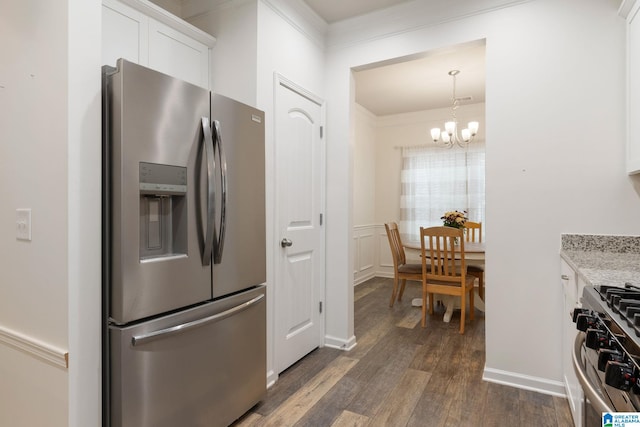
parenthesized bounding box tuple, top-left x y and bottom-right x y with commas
(212, 120, 227, 264)
(131, 294, 264, 346)
(201, 117, 216, 266)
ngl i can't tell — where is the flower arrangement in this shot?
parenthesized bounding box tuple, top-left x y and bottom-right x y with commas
(441, 210, 468, 229)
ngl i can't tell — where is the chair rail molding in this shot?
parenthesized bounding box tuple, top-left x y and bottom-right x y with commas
(0, 325, 68, 369)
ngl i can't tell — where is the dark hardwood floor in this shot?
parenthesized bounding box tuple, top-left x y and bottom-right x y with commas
(233, 277, 573, 427)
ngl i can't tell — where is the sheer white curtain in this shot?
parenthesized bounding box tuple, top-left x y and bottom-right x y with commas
(400, 142, 485, 240)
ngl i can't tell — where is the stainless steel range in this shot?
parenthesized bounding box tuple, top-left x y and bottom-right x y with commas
(573, 283, 640, 425)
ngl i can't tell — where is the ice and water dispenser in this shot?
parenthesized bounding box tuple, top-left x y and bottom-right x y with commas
(139, 162, 188, 261)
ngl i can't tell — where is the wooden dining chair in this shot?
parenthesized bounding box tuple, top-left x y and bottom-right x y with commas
(464, 221, 482, 243)
(420, 226, 475, 334)
(384, 222, 422, 307)
(464, 221, 484, 301)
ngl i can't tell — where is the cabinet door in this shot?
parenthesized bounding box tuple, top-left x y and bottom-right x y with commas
(148, 19, 210, 89)
(102, 0, 211, 89)
(560, 259, 582, 427)
(102, 0, 149, 67)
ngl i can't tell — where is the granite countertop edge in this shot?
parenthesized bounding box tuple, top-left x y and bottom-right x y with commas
(561, 234, 640, 288)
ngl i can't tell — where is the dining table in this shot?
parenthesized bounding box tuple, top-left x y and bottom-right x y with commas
(402, 238, 485, 260)
(401, 235, 486, 322)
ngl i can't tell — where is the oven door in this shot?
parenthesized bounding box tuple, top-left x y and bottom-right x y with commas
(573, 333, 613, 427)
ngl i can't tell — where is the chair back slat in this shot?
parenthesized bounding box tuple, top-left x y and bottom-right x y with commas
(384, 222, 406, 269)
(421, 226, 466, 283)
(464, 221, 482, 243)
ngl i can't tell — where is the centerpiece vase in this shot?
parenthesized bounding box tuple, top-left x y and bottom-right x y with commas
(443, 224, 461, 245)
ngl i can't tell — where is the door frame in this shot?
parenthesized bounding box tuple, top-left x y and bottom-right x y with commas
(272, 72, 327, 376)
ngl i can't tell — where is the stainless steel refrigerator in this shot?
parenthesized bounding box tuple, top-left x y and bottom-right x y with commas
(102, 59, 266, 427)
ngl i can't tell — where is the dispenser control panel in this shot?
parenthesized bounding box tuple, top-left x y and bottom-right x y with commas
(139, 162, 187, 195)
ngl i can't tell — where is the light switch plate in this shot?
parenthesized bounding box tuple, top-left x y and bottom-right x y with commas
(16, 208, 31, 241)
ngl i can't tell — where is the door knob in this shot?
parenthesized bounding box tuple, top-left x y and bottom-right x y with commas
(281, 238, 293, 248)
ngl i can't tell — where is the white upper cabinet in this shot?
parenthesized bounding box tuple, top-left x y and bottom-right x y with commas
(102, 0, 215, 89)
(103, 0, 149, 66)
(622, 0, 640, 173)
(148, 19, 210, 89)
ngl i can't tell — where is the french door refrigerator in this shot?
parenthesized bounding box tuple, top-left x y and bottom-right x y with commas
(102, 59, 266, 427)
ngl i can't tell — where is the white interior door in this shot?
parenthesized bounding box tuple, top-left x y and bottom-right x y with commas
(274, 76, 325, 374)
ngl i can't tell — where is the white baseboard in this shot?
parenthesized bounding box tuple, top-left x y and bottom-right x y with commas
(324, 334, 357, 351)
(266, 369, 278, 389)
(354, 271, 376, 286)
(483, 366, 567, 397)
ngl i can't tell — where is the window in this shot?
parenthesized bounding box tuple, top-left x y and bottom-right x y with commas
(400, 143, 485, 240)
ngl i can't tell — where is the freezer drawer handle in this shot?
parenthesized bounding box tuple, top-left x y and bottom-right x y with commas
(131, 294, 264, 346)
(201, 117, 215, 266)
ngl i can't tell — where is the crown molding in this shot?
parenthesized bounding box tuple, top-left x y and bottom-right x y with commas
(618, 0, 637, 18)
(179, 0, 533, 52)
(182, 0, 326, 48)
(260, 0, 327, 48)
(115, 0, 216, 46)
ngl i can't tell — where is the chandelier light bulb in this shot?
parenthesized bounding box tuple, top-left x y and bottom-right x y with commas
(445, 121, 456, 135)
(430, 128, 441, 142)
(431, 70, 480, 148)
(468, 121, 479, 136)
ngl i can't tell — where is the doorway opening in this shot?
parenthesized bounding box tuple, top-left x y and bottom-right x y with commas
(350, 39, 486, 291)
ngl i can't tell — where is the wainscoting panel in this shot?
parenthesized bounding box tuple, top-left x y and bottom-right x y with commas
(353, 225, 375, 285)
(353, 224, 394, 285)
(358, 233, 375, 272)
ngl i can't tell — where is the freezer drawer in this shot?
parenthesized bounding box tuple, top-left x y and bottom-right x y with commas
(109, 286, 266, 427)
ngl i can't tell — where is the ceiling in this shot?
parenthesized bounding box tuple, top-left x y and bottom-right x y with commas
(299, 0, 485, 117)
(353, 41, 485, 116)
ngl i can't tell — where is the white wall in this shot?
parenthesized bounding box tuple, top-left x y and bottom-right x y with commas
(353, 104, 377, 225)
(1, 2, 70, 425)
(352, 105, 379, 284)
(188, 0, 258, 105)
(0, 1, 102, 426)
(68, 0, 102, 425)
(2, 0, 69, 359)
(328, 0, 640, 395)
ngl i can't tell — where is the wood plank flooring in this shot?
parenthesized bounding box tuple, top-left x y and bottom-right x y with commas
(232, 277, 573, 427)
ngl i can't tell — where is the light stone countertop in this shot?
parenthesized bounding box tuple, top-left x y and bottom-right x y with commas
(560, 234, 640, 288)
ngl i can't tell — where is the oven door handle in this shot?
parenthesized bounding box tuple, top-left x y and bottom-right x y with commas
(572, 332, 613, 414)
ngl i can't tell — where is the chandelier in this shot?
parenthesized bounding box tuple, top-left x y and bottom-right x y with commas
(430, 70, 479, 148)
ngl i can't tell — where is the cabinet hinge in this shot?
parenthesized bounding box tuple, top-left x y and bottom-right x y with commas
(320, 213, 323, 225)
(320, 126, 323, 138)
(319, 301, 323, 314)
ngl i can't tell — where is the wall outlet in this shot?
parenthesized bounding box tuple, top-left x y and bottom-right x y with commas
(16, 208, 31, 241)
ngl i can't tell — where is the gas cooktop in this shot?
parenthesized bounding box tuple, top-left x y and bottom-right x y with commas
(574, 284, 640, 413)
